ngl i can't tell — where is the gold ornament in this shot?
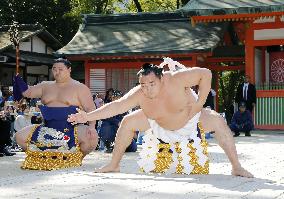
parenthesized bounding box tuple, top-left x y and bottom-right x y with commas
(141, 122, 209, 175)
(21, 125, 83, 171)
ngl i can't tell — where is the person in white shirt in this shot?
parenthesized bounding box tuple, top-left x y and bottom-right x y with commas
(14, 105, 32, 132)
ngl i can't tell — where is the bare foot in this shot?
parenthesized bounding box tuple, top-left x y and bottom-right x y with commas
(94, 164, 120, 173)
(232, 167, 254, 178)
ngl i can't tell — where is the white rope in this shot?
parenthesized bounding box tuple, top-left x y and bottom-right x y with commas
(159, 57, 187, 71)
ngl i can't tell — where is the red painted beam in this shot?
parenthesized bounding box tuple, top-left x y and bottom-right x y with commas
(251, 20, 284, 30)
(206, 57, 245, 62)
(192, 11, 284, 24)
(257, 90, 284, 97)
(252, 39, 284, 47)
(255, 125, 284, 130)
(206, 65, 245, 71)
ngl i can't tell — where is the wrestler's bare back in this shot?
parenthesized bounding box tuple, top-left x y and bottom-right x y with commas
(138, 73, 199, 130)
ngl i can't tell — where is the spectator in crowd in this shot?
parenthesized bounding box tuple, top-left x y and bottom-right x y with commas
(104, 88, 114, 104)
(0, 87, 2, 104)
(99, 90, 137, 153)
(7, 90, 14, 101)
(30, 98, 40, 107)
(229, 102, 254, 137)
(204, 89, 216, 110)
(4, 102, 17, 147)
(93, 93, 104, 109)
(0, 86, 10, 107)
(0, 106, 16, 156)
(31, 112, 42, 124)
(30, 101, 43, 125)
(14, 104, 32, 132)
(92, 93, 104, 134)
(193, 86, 216, 110)
(235, 75, 256, 113)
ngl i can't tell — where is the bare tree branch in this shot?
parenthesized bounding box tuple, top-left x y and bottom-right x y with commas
(181, 0, 190, 6)
(133, 0, 143, 12)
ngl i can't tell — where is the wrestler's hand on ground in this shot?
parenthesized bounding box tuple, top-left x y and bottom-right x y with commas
(94, 163, 120, 173)
(232, 166, 254, 178)
(67, 108, 88, 125)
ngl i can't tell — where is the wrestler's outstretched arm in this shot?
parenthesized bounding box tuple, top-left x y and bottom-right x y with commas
(68, 87, 140, 124)
(13, 74, 45, 101)
(22, 82, 45, 99)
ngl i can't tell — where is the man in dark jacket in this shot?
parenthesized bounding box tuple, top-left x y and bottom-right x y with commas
(230, 102, 254, 137)
(235, 75, 256, 113)
(0, 108, 16, 156)
(203, 89, 216, 110)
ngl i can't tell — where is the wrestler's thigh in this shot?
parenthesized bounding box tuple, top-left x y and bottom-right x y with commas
(120, 109, 151, 132)
(15, 124, 38, 150)
(199, 108, 227, 132)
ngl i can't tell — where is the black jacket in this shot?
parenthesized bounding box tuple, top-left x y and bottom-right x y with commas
(235, 83, 256, 105)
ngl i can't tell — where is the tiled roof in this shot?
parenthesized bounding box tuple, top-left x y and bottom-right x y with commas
(0, 24, 62, 52)
(179, 0, 284, 16)
(57, 12, 226, 56)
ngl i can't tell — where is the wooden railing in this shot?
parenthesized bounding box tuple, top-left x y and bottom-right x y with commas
(255, 97, 284, 126)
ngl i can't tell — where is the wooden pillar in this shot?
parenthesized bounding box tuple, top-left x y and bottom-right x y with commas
(245, 45, 255, 83)
(192, 55, 198, 66)
(245, 23, 255, 84)
(261, 46, 266, 83)
(16, 45, 20, 74)
(215, 72, 219, 112)
(84, 60, 90, 87)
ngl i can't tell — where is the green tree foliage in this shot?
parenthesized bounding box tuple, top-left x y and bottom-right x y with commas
(181, 0, 190, 6)
(125, 0, 191, 12)
(67, 0, 120, 17)
(0, 0, 77, 44)
(0, 0, 191, 44)
(218, 70, 244, 122)
(122, 0, 177, 12)
(132, 0, 143, 12)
